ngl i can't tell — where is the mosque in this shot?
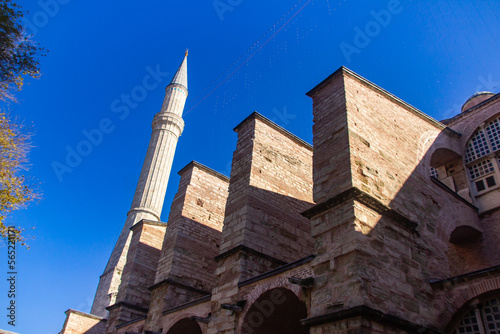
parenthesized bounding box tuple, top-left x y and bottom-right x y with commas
(60, 52, 500, 334)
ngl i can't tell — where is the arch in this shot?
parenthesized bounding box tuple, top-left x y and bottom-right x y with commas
(462, 112, 500, 147)
(458, 110, 500, 151)
(430, 148, 462, 168)
(460, 113, 500, 205)
(449, 225, 482, 244)
(435, 202, 482, 248)
(166, 318, 202, 334)
(432, 276, 500, 330)
(446, 290, 500, 333)
(241, 287, 308, 334)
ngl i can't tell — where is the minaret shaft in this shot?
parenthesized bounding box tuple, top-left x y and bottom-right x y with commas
(90, 54, 188, 318)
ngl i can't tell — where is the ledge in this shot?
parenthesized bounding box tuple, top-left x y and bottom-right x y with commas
(478, 204, 500, 218)
(430, 265, 500, 287)
(301, 187, 417, 232)
(301, 305, 442, 333)
(116, 316, 147, 329)
(148, 277, 210, 296)
(238, 255, 315, 288)
(430, 177, 478, 211)
(106, 301, 148, 314)
(163, 295, 212, 316)
(130, 219, 168, 231)
(214, 244, 287, 266)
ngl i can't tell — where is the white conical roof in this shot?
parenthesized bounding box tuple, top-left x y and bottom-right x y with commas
(170, 51, 188, 90)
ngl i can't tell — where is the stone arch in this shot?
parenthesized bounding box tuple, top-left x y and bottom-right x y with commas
(460, 111, 500, 152)
(446, 290, 500, 333)
(165, 317, 202, 334)
(435, 202, 482, 243)
(432, 276, 500, 331)
(430, 148, 462, 169)
(240, 287, 308, 334)
(428, 146, 470, 196)
(415, 129, 441, 176)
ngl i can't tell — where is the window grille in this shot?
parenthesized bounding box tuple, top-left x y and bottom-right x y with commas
(453, 297, 500, 334)
(430, 166, 439, 178)
(454, 308, 481, 334)
(486, 117, 500, 152)
(465, 129, 491, 163)
(468, 160, 495, 180)
(483, 297, 500, 333)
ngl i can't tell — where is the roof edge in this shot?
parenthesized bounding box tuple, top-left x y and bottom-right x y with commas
(178, 160, 230, 182)
(445, 92, 500, 125)
(65, 309, 106, 321)
(233, 111, 313, 150)
(307, 66, 460, 137)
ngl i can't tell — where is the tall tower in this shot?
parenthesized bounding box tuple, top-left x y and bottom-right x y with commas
(91, 52, 188, 318)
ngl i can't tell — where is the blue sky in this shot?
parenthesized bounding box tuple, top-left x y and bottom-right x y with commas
(0, 0, 499, 333)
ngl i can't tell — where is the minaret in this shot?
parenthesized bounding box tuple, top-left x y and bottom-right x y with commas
(90, 52, 188, 317)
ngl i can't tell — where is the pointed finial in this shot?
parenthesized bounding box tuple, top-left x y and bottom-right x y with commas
(185, 49, 189, 57)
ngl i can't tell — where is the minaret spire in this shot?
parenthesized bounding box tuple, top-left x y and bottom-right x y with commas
(169, 51, 188, 90)
(91, 52, 189, 318)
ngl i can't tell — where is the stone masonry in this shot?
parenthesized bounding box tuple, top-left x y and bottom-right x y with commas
(61, 65, 500, 334)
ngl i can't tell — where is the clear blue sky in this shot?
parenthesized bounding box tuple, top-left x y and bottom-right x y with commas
(1, 0, 499, 333)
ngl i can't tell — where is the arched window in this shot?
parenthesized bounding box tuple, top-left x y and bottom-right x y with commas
(451, 295, 500, 334)
(464, 115, 500, 195)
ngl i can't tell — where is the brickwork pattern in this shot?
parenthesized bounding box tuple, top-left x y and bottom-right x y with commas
(209, 114, 314, 334)
(307, 68, 499, 331)
(63, 66, 500, 334)
(146, 162, 229, 332)
(105, 222, 166, 333)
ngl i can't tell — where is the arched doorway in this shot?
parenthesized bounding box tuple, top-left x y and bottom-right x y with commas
(166, 318, 202, 334)
(241, 287, 308, 334)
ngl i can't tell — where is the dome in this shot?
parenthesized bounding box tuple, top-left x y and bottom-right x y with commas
(461, 91, 495, 112)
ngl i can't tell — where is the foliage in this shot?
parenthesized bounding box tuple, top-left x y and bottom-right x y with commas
(0, 0, 45, 102)
(0, 1, 43, 246)
(0, 111, 38, 247)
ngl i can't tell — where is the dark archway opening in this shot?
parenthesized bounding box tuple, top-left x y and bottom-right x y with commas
(241, 288, 308, 334)
(166, 318, 202, 334)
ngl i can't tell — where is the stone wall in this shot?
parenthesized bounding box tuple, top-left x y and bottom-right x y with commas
(219, 112, 314, 266)
(304, 67, 487, 331)
(105, 221, 167, 333)
(145, 162, 229, 332)
(208, 112, 314, 334)
(60, 310, 107, 334)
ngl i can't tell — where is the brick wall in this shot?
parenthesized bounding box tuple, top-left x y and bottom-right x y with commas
(305, 67, 489, 331)
(154, 162, 229, 287)
(208, 113, 314, 334)
(145, 162, 229, 332)
(105, 221, 166, 333)
(220, 113, 314, 264)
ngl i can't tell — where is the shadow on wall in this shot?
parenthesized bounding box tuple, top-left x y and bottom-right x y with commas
(241, 287, 308, 334)
(328, 114, 498, 329)
(166, 318, 203, 334)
